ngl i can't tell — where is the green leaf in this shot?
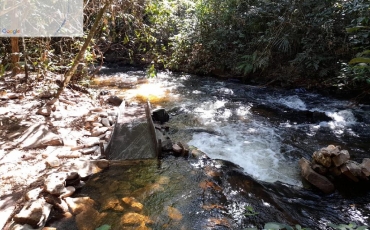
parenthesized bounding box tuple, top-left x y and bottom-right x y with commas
(95, 224, 111, 230)
(346, 26, 370, 33)
(264, 222, 293, 230)
(349, 57, 370, 64)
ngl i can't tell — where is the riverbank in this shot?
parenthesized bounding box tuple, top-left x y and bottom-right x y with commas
(0, 72, 120, 229)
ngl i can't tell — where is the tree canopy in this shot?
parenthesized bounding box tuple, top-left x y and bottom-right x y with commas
(0, 0, 369, 101)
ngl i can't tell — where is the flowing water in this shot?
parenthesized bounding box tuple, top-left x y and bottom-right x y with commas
(50, 67, 370, 229)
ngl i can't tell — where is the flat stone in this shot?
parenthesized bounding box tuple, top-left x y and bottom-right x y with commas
(82, 137, 100, 147)
(172, 144, 182, 153)
(20, 124, 63, 149)
(92, 122, 103, 127)
(85, 115, 98, 122)
(60, 186, 76, 198)
(44, 173, 67, 195)
(90, 107, 103, 112)
(44, 194, 69, 213)
(332, 150, 350, 167)
(299, 158, 335, 194)
(45, 156, 61, 168)
(80, 146, 99, 155)
(61, 160, 104, 178)
(57, 151, 81, 158)
(340, 163, 359, 182)
(13, 199, 52, 228)
(36, 106, 52, 117)
(7, 93, 20, 99)
(25, 188, 43, 201)
(43, 146, 71, 157)
(101, 118, 110, 127)
(347, 161, 362, 176)
(91, 127, 108, 137)
(360, 158, 370, 177)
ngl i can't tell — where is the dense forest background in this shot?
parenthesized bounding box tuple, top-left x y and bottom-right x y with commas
(1, 0, 369, 101)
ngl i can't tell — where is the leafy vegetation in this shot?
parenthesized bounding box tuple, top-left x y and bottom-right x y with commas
(0, 0, 369, 101)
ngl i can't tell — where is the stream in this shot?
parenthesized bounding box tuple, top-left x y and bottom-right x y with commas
(50, 67, 370, 229)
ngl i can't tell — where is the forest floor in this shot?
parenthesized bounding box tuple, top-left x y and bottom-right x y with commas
(0, 72, 117, 229)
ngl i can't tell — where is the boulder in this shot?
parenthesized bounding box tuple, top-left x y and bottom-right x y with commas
(299, 158, 335, 194)
(332, 150, 350, 167)
(25, 188, 43, 201)
(44, 173, 67, 195)
(13, 199, 52, 228)
(152, 108, 169, 123)
(45, 155, 61, 168)
(107, 96, 123, 106)
(19, 124, 63, 149)
(312, 150, 332, 168)
(172, 144, 182, 154)
(360, 158, 370, 177)
(311, 163, 327, 175)
(340, 161, 362, 182)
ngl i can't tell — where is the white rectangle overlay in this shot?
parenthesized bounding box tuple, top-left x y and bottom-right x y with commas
(0, 0, 83, 37)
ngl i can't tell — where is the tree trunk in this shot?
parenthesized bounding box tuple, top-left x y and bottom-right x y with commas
(54, 0, 113, 99)
(11, 37, 20, 76)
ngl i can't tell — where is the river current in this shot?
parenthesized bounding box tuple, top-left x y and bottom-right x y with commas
(65, 67, 370, 229)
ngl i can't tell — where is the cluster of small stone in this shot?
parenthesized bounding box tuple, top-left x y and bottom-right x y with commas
(300, 145, 370, 194)
(83, 107, 116, 144)
(11, 160, 109, 229)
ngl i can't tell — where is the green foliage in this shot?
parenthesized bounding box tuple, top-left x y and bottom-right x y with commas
(244, 205, 259, 216)
(245, 222, 312, 230)
(95, 224, 111, 230)
(146, 63, 157, 78)
(328, 222, 368, 230)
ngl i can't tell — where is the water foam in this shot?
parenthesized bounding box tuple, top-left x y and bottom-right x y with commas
(278, 95, 307, 110)
(320, 110, 357, 133)
(188, 122, 302, 186)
